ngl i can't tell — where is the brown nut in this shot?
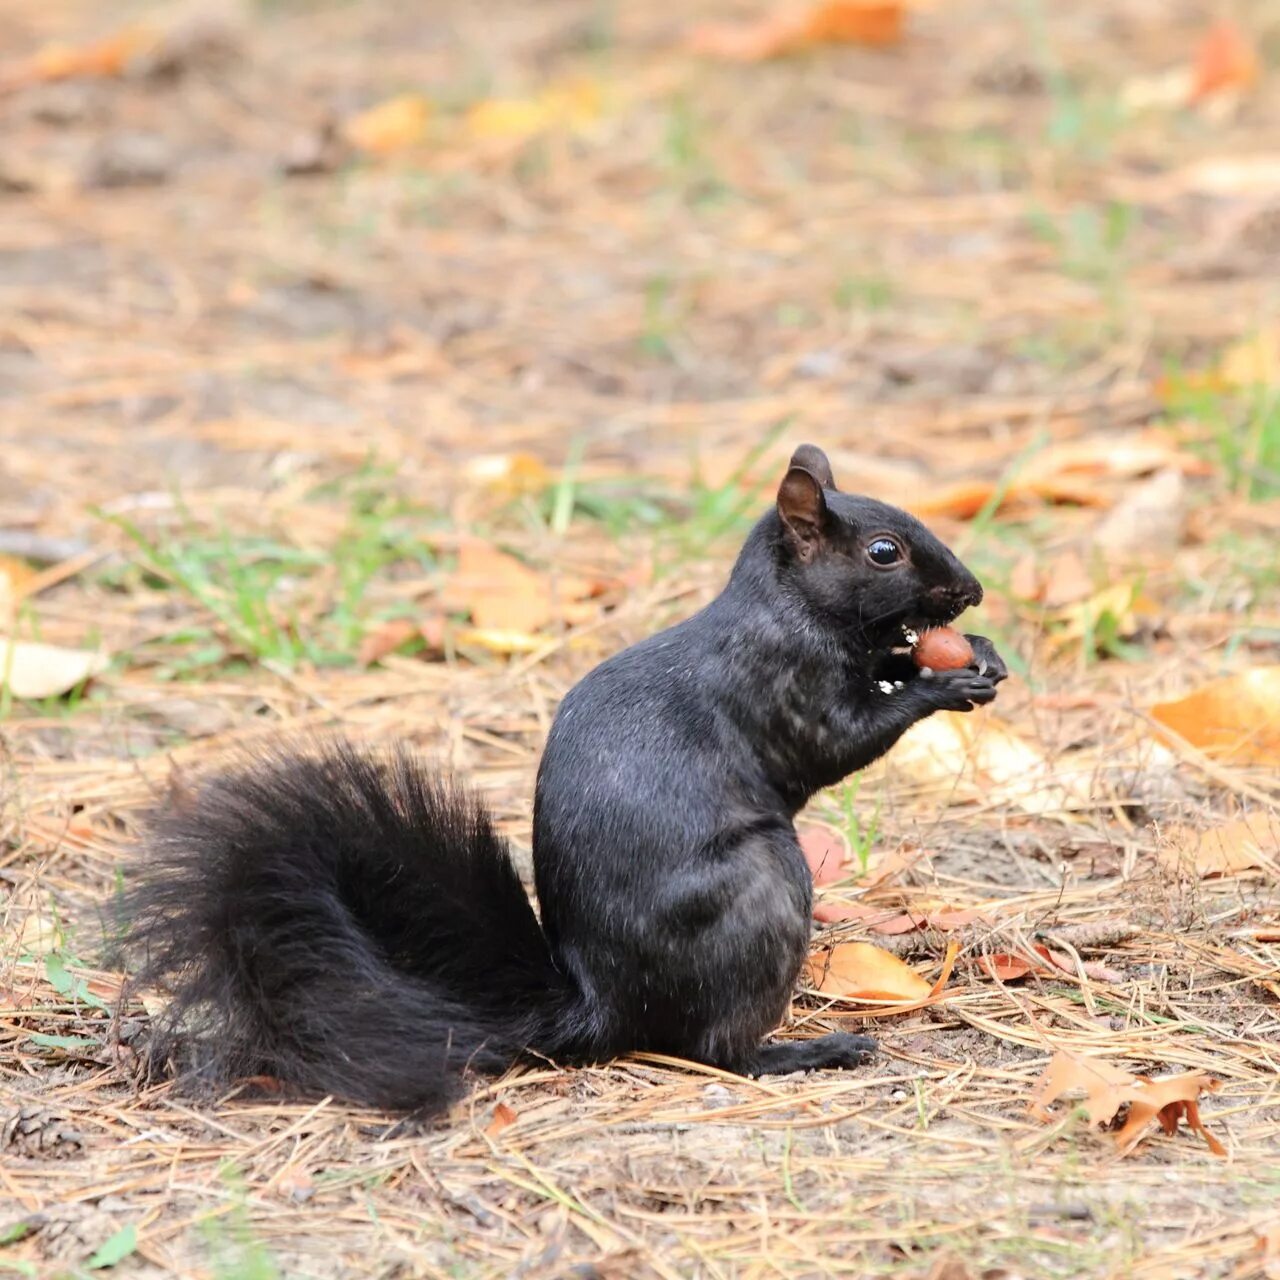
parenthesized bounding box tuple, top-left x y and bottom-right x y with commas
(912, 626, 974, 672)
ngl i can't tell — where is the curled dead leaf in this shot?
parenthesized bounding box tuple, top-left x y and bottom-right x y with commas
(1029, 1051, 1225, 1157)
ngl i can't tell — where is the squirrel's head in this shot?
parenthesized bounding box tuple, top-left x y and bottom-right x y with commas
(772, 443, 983, 652)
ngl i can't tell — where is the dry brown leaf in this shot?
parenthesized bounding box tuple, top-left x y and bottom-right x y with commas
(1029, 1052, 1225, 1157)
(1150, 668, 1280, 765)
(0, 637, 108, 699)
(1189, 20, 1259, 103)
(1159, 816, 1276, 878)
(1113, 1074, 1225, 1156)
(1028, 1050, 1137, 1126)
(978, 945, 1123, 984)
(688, 0, 904, 62)
(442, 542, 598, 634)
(343, 94, 432, 154)
(798, 824, 851, 886)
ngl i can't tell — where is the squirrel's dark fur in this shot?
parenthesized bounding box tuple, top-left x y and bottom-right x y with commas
(125, 444, 1007, 1112)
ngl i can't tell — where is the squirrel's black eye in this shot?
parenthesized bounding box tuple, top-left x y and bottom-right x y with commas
(867, 537, 901, 567)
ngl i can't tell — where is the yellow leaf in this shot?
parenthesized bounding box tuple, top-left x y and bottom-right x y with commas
(1150, 667, 1280, 765)
(0, 638, 108, 699)
(0, 556, 39, 611)
(453, 627, 546, 655)
(1219, 328, 1280, 388)
(461, 452, 554, 497)
(467, 80, 600, 140)
(343, 94, 431, 155)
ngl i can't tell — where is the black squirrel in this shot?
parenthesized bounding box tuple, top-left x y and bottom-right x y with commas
(126, 444, 1007, 1113)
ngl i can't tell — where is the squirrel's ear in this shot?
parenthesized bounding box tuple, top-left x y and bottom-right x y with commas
(777, 465, 828, 563)
(787, 444, 836, 491)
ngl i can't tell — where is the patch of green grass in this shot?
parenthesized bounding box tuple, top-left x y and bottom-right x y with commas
(200, 1172, 280, 1280)
(1161, 370, 1280, 499)
(661, 95, 731, 207)
(102, 470, 441, 677)
(833, 272, 895, 314)
(1026, 200, 1134, 298)
(837, 777, 882, 874)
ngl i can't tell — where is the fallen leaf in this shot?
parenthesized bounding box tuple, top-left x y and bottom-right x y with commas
(1189, 20, 1259, 104)
(1027, 1050, 1138, 1125)
(1029, 1051, 1225, 1157)
(1158, 816, 1276, 878)
(343, 94, 432, 155)
(453, 627, 548, 655)
(798, 824, 851, 886)
(891, 712, 1087, 816)
(807, 940, 931, 1001)
(1150, 668, 1280, 765)
(0, 555, 39, 610)
(0, 637, 108, 699)
(978, 945, 1124, 984)
(462, 452, 554, 498)
(442, 542, 599, 634)
(1218, 327, 1280, 388)
(978, 952, 1034, 982)
(1113, 1074, 1225, 1156)
(358, 618, 425, 666)
(0, 25, 158, 91)
(909, 433, 1209, 521)
(486, 1102, 518, 1136)
(688, 0, 904, 61)
(467, 81, 600, 139)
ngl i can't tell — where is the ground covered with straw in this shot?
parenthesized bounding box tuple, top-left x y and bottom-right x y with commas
(2, 1, 1279, 1276)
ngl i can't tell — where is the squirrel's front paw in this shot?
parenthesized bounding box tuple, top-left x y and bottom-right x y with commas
(920, 667, 997, 712)
(963, 635, 1008, 684)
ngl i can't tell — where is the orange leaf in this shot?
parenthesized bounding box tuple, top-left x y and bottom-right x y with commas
(1150, 668, 1280, 765)
(486, 1101, 518, 1137)
(0, 555, 39, 609)
(357, 618, 423, 666)
(807, 938, 957, 1007)
(343, 94, 431, 155)
(1189, 20, 1259, 103)
(808, 940, 932, 1001)
(1113, 1074, 1225, 1157)
(980, 945, 1123, 984)
(1, 26, 157, 90)
(1159, 816, 1276, 878)
(442, 542, 599, 635)
(688, 0, 903, 62)
(1027, 1051, 1137, 1126)
(1029, 1053, 1225, 1157)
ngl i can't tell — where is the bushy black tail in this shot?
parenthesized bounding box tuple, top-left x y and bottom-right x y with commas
(125, 740, 581, 1112)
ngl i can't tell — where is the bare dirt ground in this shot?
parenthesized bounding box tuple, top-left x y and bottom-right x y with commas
(2, 1, 1280, 1276)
